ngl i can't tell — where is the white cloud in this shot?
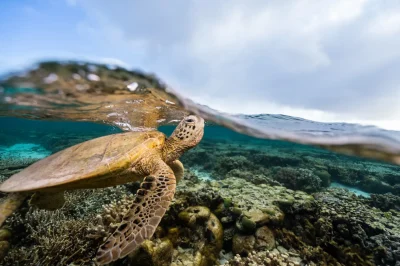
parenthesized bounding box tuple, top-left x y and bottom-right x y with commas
(368, 9, 400, 36)
(189, 0, 367, 71)
(11, 0, 400, 130)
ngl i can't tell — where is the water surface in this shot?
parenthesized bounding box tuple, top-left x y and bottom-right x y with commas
(1, 60, 400, 165)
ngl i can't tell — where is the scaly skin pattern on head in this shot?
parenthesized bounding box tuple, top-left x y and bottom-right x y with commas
(162, 115, 205, 163)
(95, 115, 204, 265)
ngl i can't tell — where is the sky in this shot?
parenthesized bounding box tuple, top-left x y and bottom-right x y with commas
(1, 0, 400, 130)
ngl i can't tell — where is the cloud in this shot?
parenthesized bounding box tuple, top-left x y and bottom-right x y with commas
(368, 8, 400, 36)
(45, 1, 400, 129)
(188, 1, 367, 70)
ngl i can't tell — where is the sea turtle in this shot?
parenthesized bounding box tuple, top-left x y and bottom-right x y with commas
(0, 115, 204, 264)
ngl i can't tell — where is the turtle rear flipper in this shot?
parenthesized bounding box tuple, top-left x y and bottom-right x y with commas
(0, 193, 27, 227)
(95, 161, 176, 264)
(168, 159, 184, 183)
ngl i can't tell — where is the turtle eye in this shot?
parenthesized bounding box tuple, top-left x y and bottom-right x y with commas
(185, 118, 194, 123)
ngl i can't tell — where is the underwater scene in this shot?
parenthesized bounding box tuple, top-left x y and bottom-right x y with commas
(0, 61, 399, 266)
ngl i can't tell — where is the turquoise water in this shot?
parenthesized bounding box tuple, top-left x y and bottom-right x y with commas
(0, 143, 51, 160)
(330, 182, 370, 198)
(2, 118, 398, 196)
(0, 117, 122, 155)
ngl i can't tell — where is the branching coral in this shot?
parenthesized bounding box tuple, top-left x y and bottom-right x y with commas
(222, 250, 302, 266)
(87, 194, 135, 240)
(3, 209, 97, 265)
(62, 186, 129, 218)
(3, 186, 132, 265)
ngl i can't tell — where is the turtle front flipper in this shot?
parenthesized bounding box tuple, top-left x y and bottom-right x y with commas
(95, 161, 176, 265)
(0, 193, 27, 227)
(168, 159, 184, 183)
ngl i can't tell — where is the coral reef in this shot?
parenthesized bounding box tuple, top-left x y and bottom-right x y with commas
(175, 175, 324, 264)
(2, 186, 128, 265)
(0, 228, 11, 261)
(128, 238, 174, 266)
(280, 187, 400, 266)
(126, 204, 224, 266)
(255, 226, 275, 251)
(175, 174, 399, 266)
(225, 170, 280, 186)
(273, 167, 324, 193)
(232, 234, 255, 256)
(222, 250, 304, 266)
(366, 193, 400, 212)
(172, 206, 223, 265)
(1, 167, 399, 265)
(3, 209, 97, 265)
(182, 140, 400, 195)
(0, 157, 38, 182)
(87, 194, 136, 240)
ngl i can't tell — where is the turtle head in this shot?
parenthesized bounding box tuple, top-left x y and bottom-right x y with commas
(164, 115, 204, 161)
(173, 115, 205, 145)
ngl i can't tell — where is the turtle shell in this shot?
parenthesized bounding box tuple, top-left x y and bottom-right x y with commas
(0, 131, 165, 193)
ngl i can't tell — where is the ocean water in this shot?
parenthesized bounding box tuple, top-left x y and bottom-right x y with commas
(0, 61, 399, 266)
(330, 182, 370, 198)
(162, 124, 400, 196)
